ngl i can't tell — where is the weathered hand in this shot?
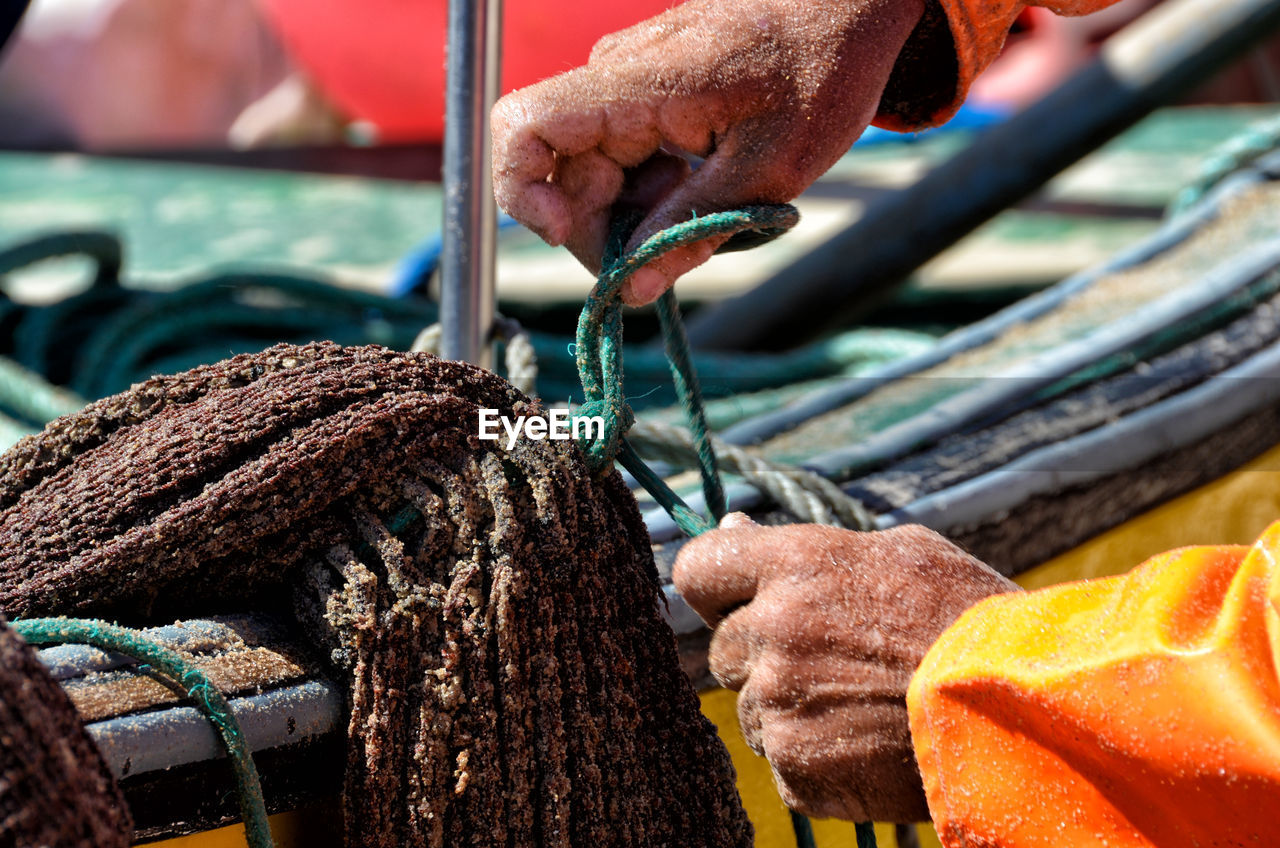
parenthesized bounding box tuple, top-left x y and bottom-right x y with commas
(672, 514, 1017, 822)
(491, 0, 924, 305)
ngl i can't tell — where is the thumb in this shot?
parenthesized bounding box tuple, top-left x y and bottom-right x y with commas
(718, 512, 757, 530)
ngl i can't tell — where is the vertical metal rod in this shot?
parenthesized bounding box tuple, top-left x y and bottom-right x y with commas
(441, 0, 502, 367)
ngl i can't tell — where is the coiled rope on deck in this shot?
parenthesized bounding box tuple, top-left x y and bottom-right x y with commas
(0, 229, 931, 415)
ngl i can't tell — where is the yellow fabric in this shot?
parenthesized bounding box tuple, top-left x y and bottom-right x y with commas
(908, 521, 1280, 847)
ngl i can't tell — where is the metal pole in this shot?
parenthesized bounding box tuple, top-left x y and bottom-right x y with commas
(685, 0, 1280, 351)
(441, 0, 502, 367)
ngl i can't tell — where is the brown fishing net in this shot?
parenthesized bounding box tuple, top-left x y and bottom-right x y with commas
(0, 614, 132, 848)
(0, 341, 751, 848)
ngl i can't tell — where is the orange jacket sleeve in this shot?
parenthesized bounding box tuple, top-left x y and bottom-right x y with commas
(906, 520, 1280, 847)
(875, 0, 1122, 130)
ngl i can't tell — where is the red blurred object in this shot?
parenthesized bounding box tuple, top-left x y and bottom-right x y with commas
(256, 0, 678, 141)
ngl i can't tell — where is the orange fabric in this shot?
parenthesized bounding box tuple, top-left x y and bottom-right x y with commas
(879, 0, 1120, 129)
(907, 520, 1280, 847)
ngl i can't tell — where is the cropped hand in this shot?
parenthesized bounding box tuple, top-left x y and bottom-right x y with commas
(491, 0, 924, 305)
(672, 514, 1017, 822)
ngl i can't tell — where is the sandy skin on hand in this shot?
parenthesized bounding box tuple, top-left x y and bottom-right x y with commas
(672, 514, 1017, 822)
(490, 0, 925, 305)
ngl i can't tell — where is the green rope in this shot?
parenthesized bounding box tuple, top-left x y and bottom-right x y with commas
(0, 356, 85, 426)
(572, 206, 877, 848)
(0, 231, 121, 286)
(12, 617, 274, 848)
(654, 288, 726, 523)
(1167, 112, 1280, 217)
(575, 206, 798, 534)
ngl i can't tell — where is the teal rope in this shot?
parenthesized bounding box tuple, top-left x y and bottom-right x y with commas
(572, 206, 877, 848)
(616, 440, 715, 536)
(71, 272, 440, 398)
(12, 617, 274, 848)
(0, 231, 121, 285)
(0, 226, 930, 415)
(654, 289, 726, 522)
(790, 810, 818, 848)
(1167, 112, 1280, 216)
(575, 206, 798, 534)
(0, 356, 85, 425)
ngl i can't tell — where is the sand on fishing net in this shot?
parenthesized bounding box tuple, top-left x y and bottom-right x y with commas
(0, 341, 752, 848)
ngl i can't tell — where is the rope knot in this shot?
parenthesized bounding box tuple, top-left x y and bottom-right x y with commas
(575, 399, 633, 472)
(572, 205, 798, 520)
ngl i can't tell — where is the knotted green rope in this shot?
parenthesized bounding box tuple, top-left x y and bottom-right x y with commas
(575, 205, 798, 535)
(13, 617, 274, 848)
(573, 206, 878, 848)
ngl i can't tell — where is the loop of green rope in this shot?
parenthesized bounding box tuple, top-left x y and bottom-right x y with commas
(0, 231, 122, 287)
(574, 205, 798, 536)
(573, 205, 881, 848)
(13, 617, 274, 848)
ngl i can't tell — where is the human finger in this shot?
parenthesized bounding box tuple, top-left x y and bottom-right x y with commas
(617, 151, 691, 214)
(732, 654, 797, 758)
(706, 603, 763, 691)
(671, 527, 768, 627)
(619, 121, 795, 306)
(564, 151, 689, 274)
(555, 149, 625, 273)
(717, 512, 756, 531)
(491, 70, 610, 245)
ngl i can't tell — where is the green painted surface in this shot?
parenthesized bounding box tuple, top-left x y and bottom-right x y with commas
(0, 106, 1275, 302)
(0, 155, 444, 292)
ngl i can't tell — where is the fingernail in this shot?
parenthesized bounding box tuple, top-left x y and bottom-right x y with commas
(623, 266, 670, 306)
(719, 512, 757, 530)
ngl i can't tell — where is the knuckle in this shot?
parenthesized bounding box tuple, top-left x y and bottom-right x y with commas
(735, 687, 766, 755)
(744, 660, 789, 704)
(886, 523, 944, 543)
(588, 32, 622, 63)
(490, 95, 525, 133)
(709, 660, 746, 692)
(670, 535, 718, 594)
(760, 719, 812, 778)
